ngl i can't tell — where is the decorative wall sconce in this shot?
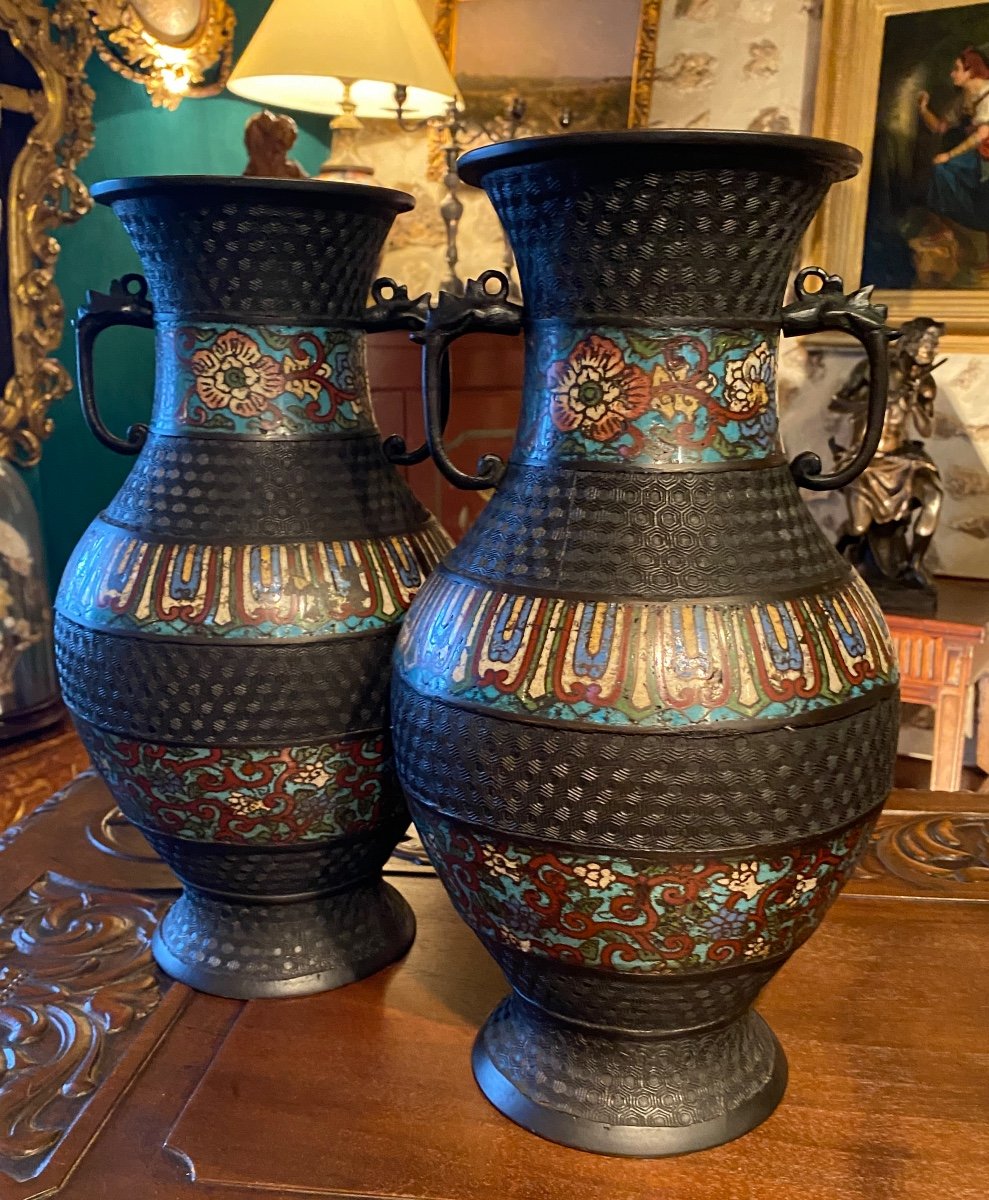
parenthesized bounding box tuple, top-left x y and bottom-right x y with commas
(86, 0, 235, 109)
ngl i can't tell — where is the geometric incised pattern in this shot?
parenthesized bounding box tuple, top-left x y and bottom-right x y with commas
(481, 157, 840, 323)
(412, 801, 878, 974)
(449, 462, 846, 600)
(59, 520, 449, 640)
(514, 325, 780, 467)
(111, 189, 402, 320)
(138, 819, 409, 897)
(498, 945, 779, 1033)
(82, 728, 395, 844)
(152, 879, 415, 989)
(155, 323, 372, 436)
(479, 997, 780, 1129)
(397, 568, 897, 729)
(104, 434, 434, 542)
(56, 616, 397, 744)
(391, 682, 898, 852)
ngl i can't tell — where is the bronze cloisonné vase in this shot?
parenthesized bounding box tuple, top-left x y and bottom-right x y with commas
(390, 132, 900, 1155)
(55, 177, 450, 999)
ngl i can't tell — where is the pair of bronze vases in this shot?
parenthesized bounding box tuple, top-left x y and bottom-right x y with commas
(55, 132, 899, 1158)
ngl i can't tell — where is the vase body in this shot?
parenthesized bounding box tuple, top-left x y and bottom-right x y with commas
(0, 461, 60, 743)
(392, 134, 899, 1154)
(55, 177, 450, 998)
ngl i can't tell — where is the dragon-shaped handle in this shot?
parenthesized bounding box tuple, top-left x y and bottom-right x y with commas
(385, 271, 524, 488)
(361, 277, 436, 466)
(782, 267, 899, 491)
(362, 277, 430, 333)
(75, 274, 155, 455)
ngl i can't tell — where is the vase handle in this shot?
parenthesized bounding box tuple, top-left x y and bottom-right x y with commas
(781, 267, 899, 492)
(75, 274, 155, 455)
(392, 271, 523, 491)
(360, 277, 437, 466)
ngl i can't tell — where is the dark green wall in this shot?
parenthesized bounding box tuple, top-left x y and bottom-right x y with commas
(40, 0, 326, 590)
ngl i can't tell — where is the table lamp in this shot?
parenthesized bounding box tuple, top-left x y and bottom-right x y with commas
(227, 0, 460, 180)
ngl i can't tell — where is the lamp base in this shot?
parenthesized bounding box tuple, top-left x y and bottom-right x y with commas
(318, 96, 375, 182)
(316, 160, 376, 183)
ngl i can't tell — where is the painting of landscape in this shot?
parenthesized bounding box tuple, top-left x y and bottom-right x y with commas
(451, 0, 643, 132)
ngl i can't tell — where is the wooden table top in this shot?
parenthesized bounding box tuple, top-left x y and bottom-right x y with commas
(0, 771, 986, 1200)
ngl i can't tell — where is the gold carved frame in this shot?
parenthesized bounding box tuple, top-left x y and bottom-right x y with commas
(808, 0, 989, 349)
(0, 0, 95, 466)
(87, 0, 235, 110)
(0, 0, 235, 464)
(433, 0, 661, 127)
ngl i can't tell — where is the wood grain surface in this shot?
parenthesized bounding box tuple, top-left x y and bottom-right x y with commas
(0, 719, 88, 831)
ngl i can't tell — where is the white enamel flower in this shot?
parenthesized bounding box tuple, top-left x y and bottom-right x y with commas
(573, 862, 617, 889)
(724, 341, 775, 414)
(480, 844, 524, 879)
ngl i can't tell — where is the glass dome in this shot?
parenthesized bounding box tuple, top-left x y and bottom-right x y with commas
(0, 460, 60, 741)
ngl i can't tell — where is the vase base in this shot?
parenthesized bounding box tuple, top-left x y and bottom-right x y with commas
(472, 994, 787, 1157)
(152, 879, 415, 999)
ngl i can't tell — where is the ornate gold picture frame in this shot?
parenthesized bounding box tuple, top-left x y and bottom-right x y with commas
(86, 0, 235, 109)
(808, 0, 989, 348)
(433, 0, 661, 129)
(0, 0, 95, 466)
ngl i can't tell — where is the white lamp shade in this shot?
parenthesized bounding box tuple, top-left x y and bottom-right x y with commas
(228, 0, 459, 119)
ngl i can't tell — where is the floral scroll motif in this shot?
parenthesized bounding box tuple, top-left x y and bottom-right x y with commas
(548, 335, 650, 442)
(191, 328, 285, 416)
(168, 323, 369, 435)
(414, 810, 877, 974)
(83, 730, 391, 843)
(724, 340, 775, 413)
(521, 325, 781, 467)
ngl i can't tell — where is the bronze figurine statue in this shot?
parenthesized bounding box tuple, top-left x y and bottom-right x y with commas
(831, 316, 945, 615)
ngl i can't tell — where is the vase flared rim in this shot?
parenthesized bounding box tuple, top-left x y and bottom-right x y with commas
(90, 175, 415, 215)
(458, 129, 861, 188)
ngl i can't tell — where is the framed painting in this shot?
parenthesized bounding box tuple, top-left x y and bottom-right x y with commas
(431, 0, 661, 131)
(809, 0, 989, 345)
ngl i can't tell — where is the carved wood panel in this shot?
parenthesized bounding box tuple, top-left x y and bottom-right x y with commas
(0, 872, 180, 1188)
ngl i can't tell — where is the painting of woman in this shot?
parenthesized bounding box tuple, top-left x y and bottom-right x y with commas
(919, 43, 989, 231)
(861, 5, 989, 291)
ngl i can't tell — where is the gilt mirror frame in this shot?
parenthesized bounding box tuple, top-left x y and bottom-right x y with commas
(86, 0, 235, 110)
(0, 0, 236, 465)
(0, 0, 95, 466)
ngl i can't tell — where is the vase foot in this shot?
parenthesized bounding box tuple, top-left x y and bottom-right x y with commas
(152, 879, 415, 999)
(472, 994, 787, 1157)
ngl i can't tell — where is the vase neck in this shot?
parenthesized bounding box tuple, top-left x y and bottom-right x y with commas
(513, 320, 784, 471)
(150, 318, 379, 439)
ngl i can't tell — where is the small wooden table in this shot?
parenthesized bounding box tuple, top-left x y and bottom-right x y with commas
(884, 579, 989, 791)
(0, 770, 986, 1200)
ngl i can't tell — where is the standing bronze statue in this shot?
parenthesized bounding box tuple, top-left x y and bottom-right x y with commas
(831, 316, 945, 615)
